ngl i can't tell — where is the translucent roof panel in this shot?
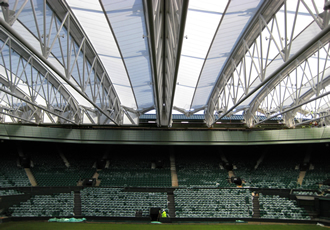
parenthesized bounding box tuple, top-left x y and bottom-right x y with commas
(214, 0, 324, 117)
(239, 2, 323, 110)
(173, 0, 228, 111)
(66, 0, 137, 109)
(258, 44, 330, 115)
(191, 0, 262, 109)
(1, 1, 101, 108)
(101, 0, 154, 109)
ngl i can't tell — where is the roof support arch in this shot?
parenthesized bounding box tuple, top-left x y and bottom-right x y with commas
(0, 25, 82, 124)
(206, 0, 330, 128)
(1, 0, 125, 125)
(204, 0, 284, 127)
(244, 27, 330, 128)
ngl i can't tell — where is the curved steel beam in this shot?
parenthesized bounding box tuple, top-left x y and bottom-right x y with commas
(52, 0, 124, 125)
(0, 83, 78, 124)
(204, 0, 284, 127)
(245, 27, 330, 127)
(0, 28, 81, 124)
(209, 22, 330, 128)
(253, 90, 330, 126)
(0, 110, 37, 124)
(252, 68, 330, 126)
(1, 1, 124, 125)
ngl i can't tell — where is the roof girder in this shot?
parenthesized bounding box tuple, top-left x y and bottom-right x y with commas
(206, 0, 330, 128)
(245, 26, 330, 127)
(1, 0, 125, 125)
(0, 26, 82, 124)
(204, 0, 284, 127)
(144, 0, 189, 127)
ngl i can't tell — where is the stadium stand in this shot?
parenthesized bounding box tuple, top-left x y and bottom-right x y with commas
(80, 187, 168, 217)
(9, 192, 74, 217)
(30, 150, 96, 187)
(225, 147, 260, 187)
(0, 152, 31, 187)
(236, 151, 301, 189)
(30, 151, 76, 187)
(292, 191, 319, 196)
(259, 194, 311, 220)
(99, 153, 171, 187)
(174, 188, 252, 218)
(0, 143, 329, 223)
(301, 152, 330, 190)
(175, 151, 229, 187)
(0, 190, 24, 196)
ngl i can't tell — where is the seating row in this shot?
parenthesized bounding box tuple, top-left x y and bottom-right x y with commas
(81, 187, 168, 217)
(259, 194, 310, 220)
(174, 188, 252, 218)
(9, 192, 74, 217)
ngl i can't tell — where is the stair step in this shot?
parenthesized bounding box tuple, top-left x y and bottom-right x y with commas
(167, 192, 176, 218)
(74, 191, 82, 216)
(252, 196, 260, 218)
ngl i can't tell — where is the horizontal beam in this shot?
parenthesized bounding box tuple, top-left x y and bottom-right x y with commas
(0, 124, 330, 145)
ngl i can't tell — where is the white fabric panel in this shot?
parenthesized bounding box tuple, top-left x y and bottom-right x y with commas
(191, 0, 262, 109)
(173, 0, 227, 110)
(102, 0, 154, 109)
(67, 0, 137, 109)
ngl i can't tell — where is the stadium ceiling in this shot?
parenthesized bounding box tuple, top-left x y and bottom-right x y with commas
(0, 0, 330, 129)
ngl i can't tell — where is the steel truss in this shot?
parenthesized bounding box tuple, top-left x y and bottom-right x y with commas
(0, 27, 81, 124)
(1, 0, 126, 125)
(205, 0, 330, 128)
(249, 43, 330, 128)
(144, 0, 189, 127)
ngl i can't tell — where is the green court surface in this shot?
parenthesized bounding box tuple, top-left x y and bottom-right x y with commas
(0, 222, 325, 230)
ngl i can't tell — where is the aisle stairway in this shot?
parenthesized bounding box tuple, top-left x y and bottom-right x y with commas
(252, 194, 260, 218)
(59, 152, 70, 167)
(93, 170, 101, 186)
(254, 153, 265, 169)
(297, 171, 306, 186)
(170, 153, 178, 187)
(298, 152, 310, 186)
(74, 191, 82, 216)
(167, 192, 176, 218)
(24, 168, 37, 186)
